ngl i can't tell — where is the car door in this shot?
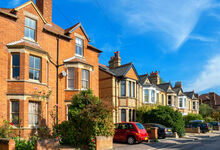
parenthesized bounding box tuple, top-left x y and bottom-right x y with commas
(119, 123, 128, 142)
(114, 124, 121, 141)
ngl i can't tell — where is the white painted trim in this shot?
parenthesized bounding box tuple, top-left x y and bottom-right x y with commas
(7, 79, 48, 86)
(74, 33, 85, 40)
(23, 11, 39, 20)
(7, 95, 30, 100)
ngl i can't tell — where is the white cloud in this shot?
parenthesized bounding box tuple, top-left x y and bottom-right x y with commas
(109, 0, 212, 50)
(185, 54, 220, 92)
(188, 35, 216, 42)
(100, 43, 119, 53)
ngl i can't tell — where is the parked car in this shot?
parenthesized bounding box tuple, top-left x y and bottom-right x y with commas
(143, 123, 173, 139)
(209, 121, 220, 130)
(114, 122, 149, 144)
(185, 122, 210, 133)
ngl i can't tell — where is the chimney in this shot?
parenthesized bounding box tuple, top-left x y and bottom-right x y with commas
(36, 0, 52, 23)
(174, 82, 182, 89)
(149, 71, 160, 85)
(109, 51, 121, 69)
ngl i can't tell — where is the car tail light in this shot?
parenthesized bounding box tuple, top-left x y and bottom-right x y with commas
(164, 128, 167, 132)
(207, 124, 209, 128)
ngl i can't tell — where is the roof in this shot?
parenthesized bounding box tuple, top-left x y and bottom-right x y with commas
(157, 82, 175, 93)
(199, 93, 220, 105)
(99, 65, 115, 76)
(173, 88, 185, 96)
(0, 8, 17, 19)
(64, 57, 92, 66)
(139, 74, 149, 85)
(87, 44, 102, 53)
(184, 91, 198, 100)
(6, 39, 47, 54)
(64, 22, 90, 42)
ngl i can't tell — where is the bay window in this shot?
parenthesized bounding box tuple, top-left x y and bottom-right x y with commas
(12, 53, 20, 79)
(29, 55, 41, 81)
(144, 89, 149, 103)
(29, 102, 40, 126)
(11, 101, 19, 125)
(121, 80, 126, 96)
(151, 90, 155, 103)
(67, 68, 74, 89)
(81, 69, 89, 89)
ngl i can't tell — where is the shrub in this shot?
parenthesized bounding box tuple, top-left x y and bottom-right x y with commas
(212, 111, 220, 121)
(199, 104, 213, 118)
(183, 113, 203, 124)
(204, 116, 214, 123)
(14, 137, 38, 150)
(56, 89, 114, 149)
(136, 105, 158, 123)
(142, 106, 185, 137)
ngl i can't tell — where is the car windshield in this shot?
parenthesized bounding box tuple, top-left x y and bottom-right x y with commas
(155, 124, 167, 128)
(136, 123, 145, 129)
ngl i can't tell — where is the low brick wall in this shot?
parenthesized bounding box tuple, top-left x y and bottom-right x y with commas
(213, 126, 220, 131)
(185, 127, 200, 133)
(0, 138, 15, 150)
(35, 139, 59, 150)
(148, 127, 158, 139)
(96, 136, 113, 150)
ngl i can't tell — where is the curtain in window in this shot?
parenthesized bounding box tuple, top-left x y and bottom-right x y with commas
(67, 68, 74, 89)
(29, 102, 40, 126)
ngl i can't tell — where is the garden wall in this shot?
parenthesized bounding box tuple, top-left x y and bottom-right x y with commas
(0, 138, 15, 150)
(96, 136, 113, 150)
(185, 127, 200, 133)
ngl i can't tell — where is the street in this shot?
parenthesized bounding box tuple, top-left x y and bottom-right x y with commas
(113, 131, 220, 150)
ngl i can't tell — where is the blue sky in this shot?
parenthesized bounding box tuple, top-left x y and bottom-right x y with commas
(1, 0, 220, 94)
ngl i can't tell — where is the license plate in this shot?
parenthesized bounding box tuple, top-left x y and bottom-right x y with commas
(168, 129, 171, 132)
(145, 137, 148, 140)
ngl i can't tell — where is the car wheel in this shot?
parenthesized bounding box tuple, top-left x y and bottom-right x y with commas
(127, 136, 136, 145)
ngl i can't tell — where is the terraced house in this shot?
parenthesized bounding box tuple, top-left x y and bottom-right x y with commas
(0, 0, 101, 137)
(99, 52, 142, 123)
(140, 72, 199, 115)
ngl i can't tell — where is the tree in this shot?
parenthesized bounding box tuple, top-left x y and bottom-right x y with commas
(136, 105, 158, 123)
(55, 89, 114, 149)
(142, 106, 185, 137)
(183, 113, 203, 124)
(212, 111, 220, 121)
(199, 104, 213, 118)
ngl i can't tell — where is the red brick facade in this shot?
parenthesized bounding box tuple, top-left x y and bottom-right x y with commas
(0, 0, 101, 138)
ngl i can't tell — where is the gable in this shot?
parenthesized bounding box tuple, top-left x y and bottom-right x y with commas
(14, 0, 47, 23)
(145, 78, 150, 84)
(125, 67, 138, 80)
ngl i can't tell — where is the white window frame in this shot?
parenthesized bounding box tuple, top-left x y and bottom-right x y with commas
(25, 17, 37, 41)
(10, 101, 19, 125)
(29, 101, 40, 127)
(81, 69, 89, 89)
(144, 89, 149, 103)
(75, 37, 83, 56)
(143, 87, 157, 104)
(11, 53, 20, 80)
(67, 68, 75, 90)
(121, 80, 126, 96)
(29, 55, 41, 81)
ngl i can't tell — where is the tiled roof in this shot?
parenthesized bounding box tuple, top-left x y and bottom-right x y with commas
(65, 22, 81, 33)
(6, 39, 47, 54)
(0, 8, 17, 18)
(110, 63, 133, 77)
(157, 82, 174, 93)
(173, 88, 185, 96)
(99, 65, 115, 76)
(64, 57, 92, 66)
(184, 91, 198, 99)
(139, 74, 148, 85)
(199, 93, 220, 105)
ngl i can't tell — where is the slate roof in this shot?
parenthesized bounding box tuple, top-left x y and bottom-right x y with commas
(139, 74, 149, 85)
(200, 93, 220, 105)
(173, 88, 185, 96)
(184, 91, 198, 100)
(157, 82, 175, 93)
(99, 65, 115, 76)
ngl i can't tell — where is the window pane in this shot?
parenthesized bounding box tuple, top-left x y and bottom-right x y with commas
(25, 17, 29, 26)
(13, 67, 19, 79)
(30, 29, 35, 40)
(34, 70, 40, 80)
(25, 27, 30, 38)
(35, 57, 41, 69)
(12, 54, 20, 66)
(68, 79, 74, 89)
(12, 101, 19, 113)
(29, 69, 34, 79)
(144, 89, 149, 102)
(29, 56, 34, 68)
(121, 80, 125, 96)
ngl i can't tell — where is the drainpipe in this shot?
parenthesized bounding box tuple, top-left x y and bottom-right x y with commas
(56, 35, 60, 125)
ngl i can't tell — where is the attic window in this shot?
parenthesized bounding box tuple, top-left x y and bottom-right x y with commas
(75, 37, 83, 56)
(25, 17, 36, 41)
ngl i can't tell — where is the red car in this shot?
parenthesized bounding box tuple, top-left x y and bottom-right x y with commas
(114, 122, 149, 144)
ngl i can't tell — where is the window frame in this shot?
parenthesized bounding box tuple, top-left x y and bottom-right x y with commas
(121, 80, 126, 96)
(29, 55, 41, 81)
(10, 100, 19, 125)
(75, 37, 84, 56)
(179, 97, 183, 108)
(28, 101, 41, 127)
(67, 68, 75, 90)
(132, 82, 135, 98)
(128, 81, 132, 97)
(81, 69, 89, 89)
(11, 53, 20, 80)
(193, 101, 196, 110)
(144, 89, 149, 103)
(151, 90, 156, 103)
(25, 17, 37, 41)
(168, 95, 172, 106)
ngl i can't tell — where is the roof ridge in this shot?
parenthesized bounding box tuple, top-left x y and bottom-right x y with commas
(111, 62, 133, 69)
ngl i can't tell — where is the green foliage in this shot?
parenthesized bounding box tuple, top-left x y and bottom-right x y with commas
(0, 120, 15, 138)
(183, 113, 203, 124)
(56, 89, 114, 149)
(199, 104, 213, 118)
(205, 116, 214, 123)
(212, 111, 220, 121)
(136, 105, 158, 123)
(142, 106, 185, 137)
(14, 136, 38, 150)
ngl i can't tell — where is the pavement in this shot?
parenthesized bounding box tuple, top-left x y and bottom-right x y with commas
(113, 131, 220, 150)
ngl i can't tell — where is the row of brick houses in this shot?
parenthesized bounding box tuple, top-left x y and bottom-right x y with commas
(0, 0, 199, 137)
(99, 52, 199, 123)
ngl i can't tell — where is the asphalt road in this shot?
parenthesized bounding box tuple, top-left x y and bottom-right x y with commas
(113, 135, 220, 150)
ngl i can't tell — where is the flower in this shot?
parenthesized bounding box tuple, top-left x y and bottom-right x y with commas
(56, 136, 59, 140)
(91, 139, 95, 143)
(9, 122, 14, 126)
(55, 104, 58, 107)
(34, 87, 38, 90)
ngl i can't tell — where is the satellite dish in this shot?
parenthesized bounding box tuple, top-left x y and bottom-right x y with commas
(62, 71, 67, 77)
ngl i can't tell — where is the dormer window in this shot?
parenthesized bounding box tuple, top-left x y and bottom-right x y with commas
(25, 17, 36, 41)
(75, 37, 83, 56)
